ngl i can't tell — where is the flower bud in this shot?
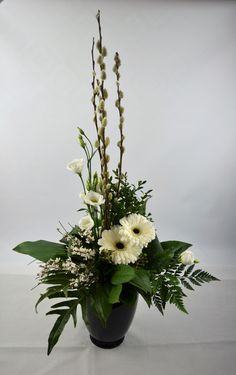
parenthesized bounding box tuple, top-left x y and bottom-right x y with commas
(180, 250, 195, 265)
(102, 46, 107, 57)
(120, 116, 125, 124)
(78, 127, 85, 135)
(103, 89, 108, 99)
(97, 55, 103, 65)
(105, 137, 110, 146)
(113, 65, 118, 74)
(120, 91, 124, 99)
(102, 117, 107, 127)
(99, 100, 105, 110)
(108, 192, 113, 201)
(98, 127, 104, 137)
(100, 63, 106, 70)
(117, 141, 121, 148)
(78, 135, 86, 148)
(115, 99, 119, 108)
(106, 154, 110, 163)
(94, 139, 100, 149)
(101, 70, 106, 80)
(120, 106, 124, 114)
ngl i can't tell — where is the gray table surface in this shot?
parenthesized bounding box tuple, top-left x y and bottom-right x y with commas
(0, 274, 235, 375)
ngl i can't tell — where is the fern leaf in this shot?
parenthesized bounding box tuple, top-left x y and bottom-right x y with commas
(180, 279, 194, 291)
(46, 299, 79, 355)
(174, 264, 185, 276)
(184, 264, 195, 277)
(169, 286, 188, 314)
(153, 293, 164, 315)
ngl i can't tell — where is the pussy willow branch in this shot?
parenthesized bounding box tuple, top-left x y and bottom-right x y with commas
(91, 37, 103, 175)
(113, 52, 125, 198)
(96, 9, 110, 229)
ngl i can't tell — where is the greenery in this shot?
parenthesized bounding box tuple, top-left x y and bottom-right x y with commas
(13, 11, 219, 355)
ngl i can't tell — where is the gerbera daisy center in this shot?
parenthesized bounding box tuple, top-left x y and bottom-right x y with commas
(116, 242, 125, 250)
(133, 228, 140, 234)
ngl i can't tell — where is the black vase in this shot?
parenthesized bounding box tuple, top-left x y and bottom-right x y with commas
(86, 295, 138, 349)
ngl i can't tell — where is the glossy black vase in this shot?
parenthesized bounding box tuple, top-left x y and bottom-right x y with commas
(86, 295, 138, 349)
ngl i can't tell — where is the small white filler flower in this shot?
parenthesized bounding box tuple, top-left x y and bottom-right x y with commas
(79, 215, 94, 231)
(81, 191, 105, 207)
(98, 226, 142, 265)
(67, 158, 84, 174)
(180, 250, 195, 265)
(120, 213, 155, 248)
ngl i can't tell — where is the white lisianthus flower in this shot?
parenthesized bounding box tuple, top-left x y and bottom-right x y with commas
(79, 215, 94, 231)
(81, 191, 105, 207)
(180, 250, 195, 265)
(67, 159, 84, 174)
(98, 226, 142, 265)
(119, 213, 155, 248)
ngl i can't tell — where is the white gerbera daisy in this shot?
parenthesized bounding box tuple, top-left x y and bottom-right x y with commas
(120, 214, 155, 248)
(98, 226, 142, 265)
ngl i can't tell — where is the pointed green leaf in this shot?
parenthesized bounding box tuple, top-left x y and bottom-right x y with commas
(111, 265, 135, 285)
(91, 287, 112, 325)
(129, 269, 152, 294)
(108, 284, 122, 304)
(13, 240, 67, 262)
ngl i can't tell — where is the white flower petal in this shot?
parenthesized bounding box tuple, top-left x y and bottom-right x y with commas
(67, 158, 84, 174)
(82, 191, 105, 207)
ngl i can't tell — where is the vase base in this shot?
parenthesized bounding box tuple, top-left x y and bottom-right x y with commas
(89, 335, 124, 349)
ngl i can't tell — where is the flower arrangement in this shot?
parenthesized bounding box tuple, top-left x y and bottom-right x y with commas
(13, 11, 218, 355)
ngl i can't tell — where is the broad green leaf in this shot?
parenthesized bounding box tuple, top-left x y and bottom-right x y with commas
(138, 289, 152, 307)
(129, 269, 152, 294)
(161, 241, 192, 254)
(142, 237, 163, 269)
(111, 265, 135, 285)
(108, 284, 122, 304)
(13, 240, 67, 262)
(119, 284, 138, 306)
(91, 287, 112, 325)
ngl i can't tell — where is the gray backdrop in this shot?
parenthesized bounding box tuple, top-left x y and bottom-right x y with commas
(1, 0, 236, 278)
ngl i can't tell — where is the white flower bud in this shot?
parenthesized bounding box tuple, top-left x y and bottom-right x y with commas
(79, 215, 94, 231)
(180, 250, 195, 265)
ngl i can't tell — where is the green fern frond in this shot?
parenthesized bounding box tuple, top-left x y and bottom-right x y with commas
(153, 293, 164, 315)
